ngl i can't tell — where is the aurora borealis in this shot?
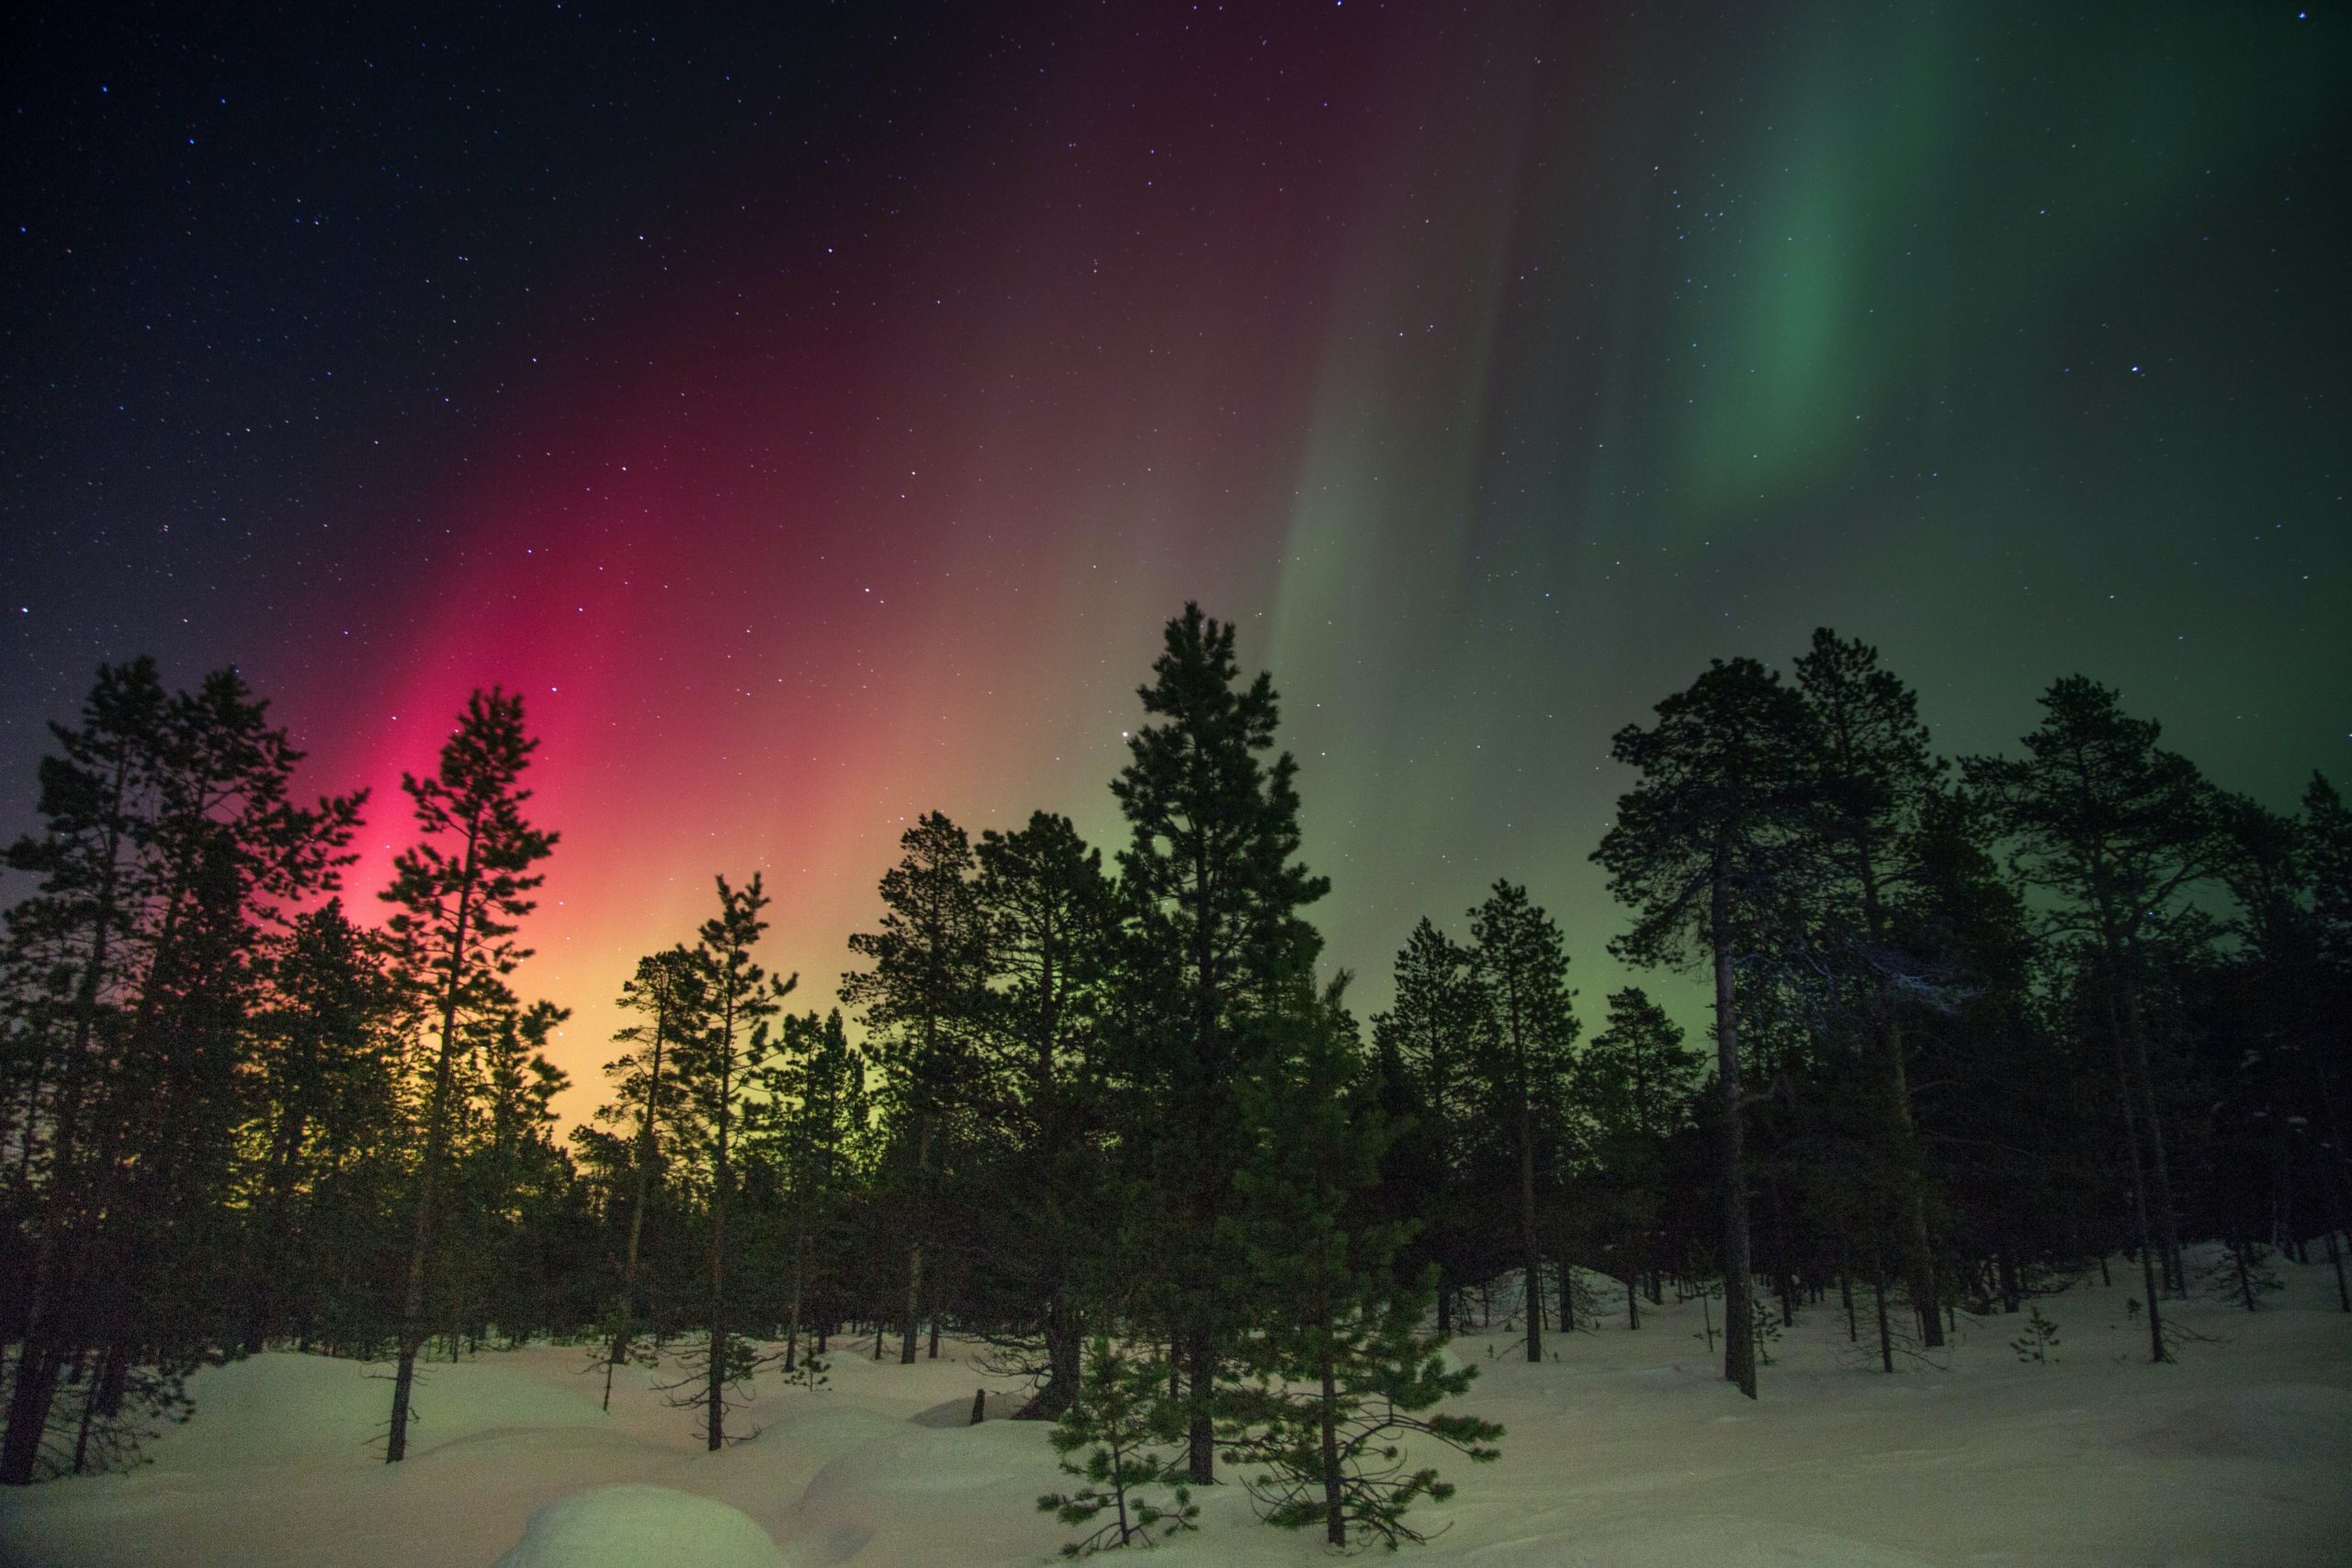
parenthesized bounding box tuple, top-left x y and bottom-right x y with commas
(5, 3, 2346, 1111)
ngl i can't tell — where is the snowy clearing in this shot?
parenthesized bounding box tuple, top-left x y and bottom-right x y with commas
(3, 1251, 2346, 1568)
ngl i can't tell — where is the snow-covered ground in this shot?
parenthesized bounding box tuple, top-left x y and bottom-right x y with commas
(3, 1247, 2346, 1566)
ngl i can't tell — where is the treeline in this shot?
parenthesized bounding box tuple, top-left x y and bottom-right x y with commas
(2, 611, 2347, 1551)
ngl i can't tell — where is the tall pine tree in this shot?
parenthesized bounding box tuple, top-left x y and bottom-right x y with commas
(1464, 884, 1578, 1362)
(379, 688, 554, 1463)
(1594, 657, 1818, 1399)
(1963, 678, 2222, 1360)
(1111, 604, 1328, 1483)
(843, 813, 986, 1365)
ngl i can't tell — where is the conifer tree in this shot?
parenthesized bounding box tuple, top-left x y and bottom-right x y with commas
(970, 811, 1116, 1416)
(671, 874, 796, 1448)
(379, 687, 554, 1464)
(1593, 657, 1819, 1399)
(1962, 679, 2222, 1359)
(590, 949, 703, 1406)
(843, 813, 986, 1365)
(749, 1007, 866, 1377)
(3, 661, 362, 1482)
(1036, 1337, 1198, 1556)
(1110, 604, 1329, 1483)
(1369, 919, 1483, 1334)
(468, 998, 571, 1343)
(1464, 883, 1579, 1362)
(1793, 628, 1950, 1345)
(242, 900, 390, 1353)
(1580, 987, 1702, 1326)
(1217, 976, 1502, 1549)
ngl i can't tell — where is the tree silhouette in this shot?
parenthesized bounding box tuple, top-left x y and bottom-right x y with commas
(379, 687, 553, 1463)
(1110, 604, 1329, 1483)
(1594, 657, 1817, 1400)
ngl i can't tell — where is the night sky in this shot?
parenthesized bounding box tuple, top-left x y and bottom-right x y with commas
(6, 3, 2346, 1109)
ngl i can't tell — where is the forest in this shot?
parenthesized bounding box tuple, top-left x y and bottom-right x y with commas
(1, 604, 2346, 1553)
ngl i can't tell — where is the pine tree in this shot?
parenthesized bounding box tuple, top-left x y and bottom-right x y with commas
(1464, 883, 1579, 1363)
(1580, 987, 1702, 1327)
(1793, 628, 1950, 1346)
(670, 874, 796, 1448)
(843, 813, 986, 1366)
(749, 1007, 865, 1380)
(590, 949, 703, 1406)
(1962, 678, 2222, 1359)
(1369, 919, 1483, 1335)
(1593, 657, 1819, 1400)
(242, 900, 391, 1354)
(1036, 1337, 1198, 1556)
(970, 811, 1116, 1416)
(1217, 976, 1502, 1549)
(379, 688, 554, 1463)
(1110, 605, 1329, 1483)
(470, 998, 571, 1344)
(2010, 1305, 2060, 1363)
(3, 661, 362, 1482)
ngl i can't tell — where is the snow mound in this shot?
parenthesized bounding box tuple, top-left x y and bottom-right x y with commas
(907, 1389, 1021, 1427)
(489, 1485, 787, 1568)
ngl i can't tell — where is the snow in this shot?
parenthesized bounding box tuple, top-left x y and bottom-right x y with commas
(489, 1486, 786, 1568)
(2, 1250, 2346, 1567)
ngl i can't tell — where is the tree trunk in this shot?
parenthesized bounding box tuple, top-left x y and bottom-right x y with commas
(387, 826, 483, 1464)
(1024, 1297, 1081, 1420)
(1765, 1172, 1796, 1328)
(605, 1003, 669, 1405)
(707, 1064, 731, 1452)
(1319, 1337, 1345, 1549)
(1520, 1085, 1542, 1362)
(2104, 997, 2169, 1363)
(1184, 1328, 1215, 1484)
(1711, 856, 1757, 1399)
(783, 1229, 806, 1374)
(2119, 987, 2185, 1296)
(900, 1116, 930, 1366)
(69, 1342, 122, 1476)
(1878, 1018, 1945, 1347)
(1871, 1242, 1894, 1373)
(1625, 1273, 1640, 1330)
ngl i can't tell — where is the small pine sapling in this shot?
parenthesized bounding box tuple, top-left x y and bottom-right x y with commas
(653, 1328, 768, 1445)
(2209, 1240, 2283, 1312)
(1036, 1337, 1198, 1556)
(2010, 1305, 2060, 1364)
(1748, 1299, 1782, 1368)
(1216, 979, 1504, 1550)
(1679, 1248, 1723, 1353)
(777, 1342, 830, 1393)
(1217, 1288, 1504, 1551)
